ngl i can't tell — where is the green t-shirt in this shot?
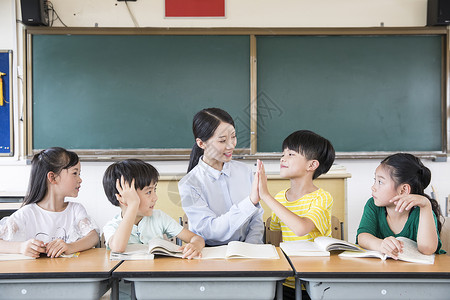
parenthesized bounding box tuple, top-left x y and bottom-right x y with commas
(357, 197, 444, 254)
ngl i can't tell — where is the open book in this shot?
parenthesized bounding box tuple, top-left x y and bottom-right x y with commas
(0, 253, 36, 261)
(201, 241, 279, 259)
(0, 252, 79, 261)
(110, 238, 279, 260)
(280, 236, 363, 257)
(339, 237, 435, 264)
(110, 238, 183, 260)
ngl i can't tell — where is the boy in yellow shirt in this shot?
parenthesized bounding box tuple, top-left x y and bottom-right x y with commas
(256, 130, 335, 299)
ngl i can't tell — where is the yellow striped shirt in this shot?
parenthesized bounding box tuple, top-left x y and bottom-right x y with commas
(270, 188, 333, 288)
(270, 188, 333, 241)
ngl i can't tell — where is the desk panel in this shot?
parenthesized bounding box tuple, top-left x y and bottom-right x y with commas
(289, 254, 450, 300)
(0, 248, 120, 300)
(114, 248, 293, 300)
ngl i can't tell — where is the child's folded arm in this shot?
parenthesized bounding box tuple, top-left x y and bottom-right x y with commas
(176, 228, 205, 259)
(66, 229, 99, 254)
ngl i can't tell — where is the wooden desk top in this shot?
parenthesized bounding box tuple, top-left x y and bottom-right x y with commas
(0, 248, 120, 279)
(113, 248, 293, 278)
(289, 253, 450, 279)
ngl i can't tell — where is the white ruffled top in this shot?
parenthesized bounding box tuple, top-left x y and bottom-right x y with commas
(0, 202, 99, 243)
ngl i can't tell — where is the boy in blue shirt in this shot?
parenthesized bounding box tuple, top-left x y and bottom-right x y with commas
(102, 159, 204, 257)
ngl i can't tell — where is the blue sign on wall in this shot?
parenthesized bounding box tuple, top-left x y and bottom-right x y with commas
(0, 50, 13, 156)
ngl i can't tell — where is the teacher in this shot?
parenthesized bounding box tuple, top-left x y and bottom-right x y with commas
(178, 108, 264, 246)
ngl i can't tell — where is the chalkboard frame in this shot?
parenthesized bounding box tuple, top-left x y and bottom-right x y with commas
(0, 50, 13, 157)
(25, 27, 449, 161)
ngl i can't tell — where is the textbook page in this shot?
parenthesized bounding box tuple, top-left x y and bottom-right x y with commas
(110, 243, 154, 261)
(147, 238, 183, 257)
(280, 237, 361, 256)
(314, 236, 362, 252)
(225, 241, 279, 259)
(0, 253, 35, 261)
(280, 240, 330, 256)
(339, 237, 435, 264)
(339, 250, 387, 260)
(110, 238, 183, 260)
(200, 245, 229, 259)
(201, 242, 279, 259)
(111, 239, 280, 260)
(396, 237, 435, 264)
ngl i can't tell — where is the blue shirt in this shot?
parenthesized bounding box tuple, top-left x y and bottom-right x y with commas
(102, 209, 183, 247)
(178, 158, 264, 246)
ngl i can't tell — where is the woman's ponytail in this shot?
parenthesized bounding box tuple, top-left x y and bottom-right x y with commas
(187, 143, 204, 172)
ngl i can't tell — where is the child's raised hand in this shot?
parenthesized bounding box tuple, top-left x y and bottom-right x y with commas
(45, 239, 70, 258)
(116, 176, 140, 208)
(20, 239, 46, 258)
(390, 194, 430, 213)
(380, 236, 403, 259)
(250, 160, 260, 205)
(257, 160, 270, 199)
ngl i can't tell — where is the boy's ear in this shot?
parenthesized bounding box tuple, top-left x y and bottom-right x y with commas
(308, 160, 320, 172)
(196, 138, 206, 150)
(115, 193, 126, 206)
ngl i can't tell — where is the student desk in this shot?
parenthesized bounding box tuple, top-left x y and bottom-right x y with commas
(0, 248, 120, 300)
(113, 248, 292, 300)
(289, 253, 450, 300)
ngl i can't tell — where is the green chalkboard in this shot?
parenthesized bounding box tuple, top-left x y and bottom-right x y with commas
(30, 32, 446, 155)
(32, 35, 251, 150)
(257, 35, 443, 153)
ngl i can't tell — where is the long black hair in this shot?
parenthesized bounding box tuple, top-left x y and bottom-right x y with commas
(23, 147, 80, 205)
(381, 153, 443, 232)
(187, 108, 235, 172)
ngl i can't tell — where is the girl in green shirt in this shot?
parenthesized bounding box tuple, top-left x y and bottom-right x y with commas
(357, 153, 444, 259)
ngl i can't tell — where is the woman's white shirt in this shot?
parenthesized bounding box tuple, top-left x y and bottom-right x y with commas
(178, 158, 264, 246)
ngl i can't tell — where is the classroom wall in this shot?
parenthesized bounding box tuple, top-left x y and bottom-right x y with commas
(0, 0, 14, 50)
(0, 0, 20, 161)
(1, 0, 449, 243)
(25, 0, 427, 28)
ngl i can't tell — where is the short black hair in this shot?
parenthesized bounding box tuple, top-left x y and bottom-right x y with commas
(282, 130, 335, 179)
(103, 159, 159, 206)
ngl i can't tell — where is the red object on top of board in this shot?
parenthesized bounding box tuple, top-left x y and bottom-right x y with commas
(165, 0, 225, 17)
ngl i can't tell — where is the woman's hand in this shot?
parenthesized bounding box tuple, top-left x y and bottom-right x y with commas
(257, 160, 271, 200)
(250, 161, 260, 205)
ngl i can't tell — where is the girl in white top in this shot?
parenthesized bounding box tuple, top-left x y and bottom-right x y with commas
(178, 108, 264, 246)
(0, 147, 99, 258)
